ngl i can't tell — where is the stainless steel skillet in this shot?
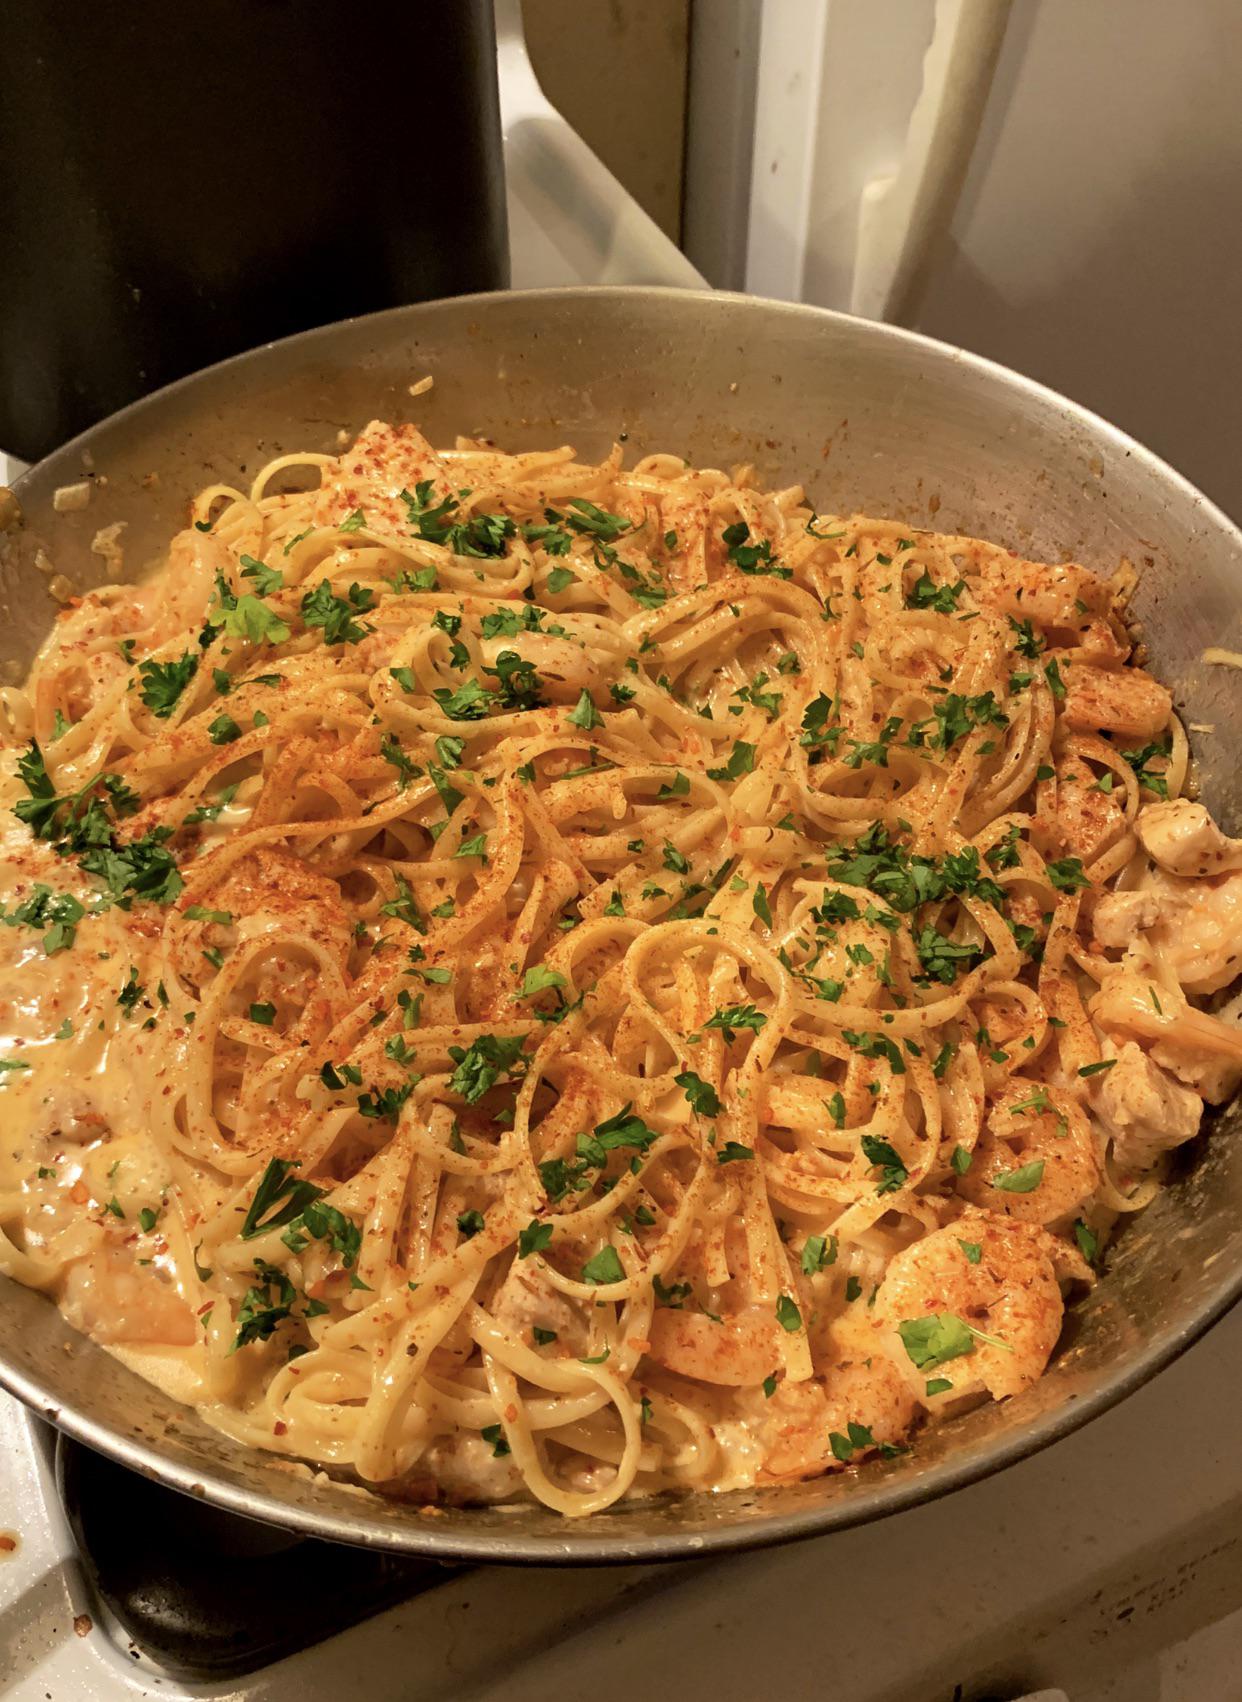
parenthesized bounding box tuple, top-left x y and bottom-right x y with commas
(2, 286, 1241, 1565)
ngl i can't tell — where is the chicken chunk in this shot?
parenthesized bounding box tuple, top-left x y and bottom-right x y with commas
(1092, 1041, 1202, 1173)
(1151, 1036, 1242, 1105)
(1137, 800, 1242, 878)
(1087, 862, 1242, 996)
(1141, 868, 1242, 995)
(1061, 662, 1172, 741)
(491, 1255, 591, 1358)
(1090, 967, 1242, 1104)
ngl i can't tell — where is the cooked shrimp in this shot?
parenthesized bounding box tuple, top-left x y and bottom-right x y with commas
(957, 1078, 1100, 1225)
(1092, 1040, 1202, 1173)
(757, 1325, 916, 1480)
(873, 1214, 1065, 1400)
(975, 557, 1111, 628)
(1139, 868, 1242, 995)
(60, 1246, 197, 1346)
(48, 532, 223, 725)
(1061, 662, 1172, 741)
(127, 528, 224, 643)
(313, 420, 454, 534)
(647, 1304, 781, 1386)
(1089, 967, 1242, 1103)
(1137, 800, 1242, 878)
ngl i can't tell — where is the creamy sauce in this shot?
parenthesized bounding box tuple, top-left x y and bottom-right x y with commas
(3, 421, 1240, 1521)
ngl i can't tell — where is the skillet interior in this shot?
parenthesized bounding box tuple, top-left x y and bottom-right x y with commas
(2, 285, 1241, 1564)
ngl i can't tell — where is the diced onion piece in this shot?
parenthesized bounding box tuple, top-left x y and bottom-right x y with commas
(91, 522, 127, 570)
(52, 481, 91, 513)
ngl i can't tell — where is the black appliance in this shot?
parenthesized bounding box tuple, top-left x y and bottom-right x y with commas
(0, 0, 508, 460)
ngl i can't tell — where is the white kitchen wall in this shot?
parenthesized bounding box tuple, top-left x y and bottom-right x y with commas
(913, 0, 1242, 517)
(690, 0, 1242, 518)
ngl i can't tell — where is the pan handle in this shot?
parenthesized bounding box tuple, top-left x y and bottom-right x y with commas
(850, 0, 1010, 324)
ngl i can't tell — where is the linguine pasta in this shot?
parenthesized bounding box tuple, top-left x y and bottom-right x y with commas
(3, 420, 1241, 1515)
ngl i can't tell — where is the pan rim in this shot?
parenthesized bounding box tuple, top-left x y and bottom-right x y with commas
(5, 283, 1242, 1564)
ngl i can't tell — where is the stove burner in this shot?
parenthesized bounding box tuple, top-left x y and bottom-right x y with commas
(56, 1435, 460, 1681)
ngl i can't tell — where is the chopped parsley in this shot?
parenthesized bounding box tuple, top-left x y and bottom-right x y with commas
(706, 740, 756, 782)
(860, 1134, 908, 1194)
(801, 1233, 837, 1274)
(518, 1220, 553, 1259)
(721, 521, 791, 578)
(241, 1157, 326, 1239)
(841, 1029, 905, 1075)
(207, 714, 241, 745)
(1, 884, 86, 954)
(300, 580, 376, 645)
(231, 1260, 297, 1351)
(915, 927, 984, 986)
(582, 1245, 625, 1285)
(567, 689, 603, 732)
(138, 652, 198, 718)
(907, 570, 965, 613)
(1074, 1219, 1099, 1264)
(1046, 857, 1090, 893)
(704, 1003, 767, 1042)
(1120, 738, 1171, 799)
(896, 1312, 975, 1371)
(448, 1034, 527, 1103)
(775, 1293, 802, 1332)
(829, 1421, 878, 1462)
(239, 553, 284, 594)
(992, 1159, 1046, 1193)
(675, 1069, 722, 1117)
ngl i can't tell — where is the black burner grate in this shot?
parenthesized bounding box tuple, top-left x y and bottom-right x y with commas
(56, 1434, 460, 1681)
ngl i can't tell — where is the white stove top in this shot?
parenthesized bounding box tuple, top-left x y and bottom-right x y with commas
(6, 1310, 1242, 1702)
(4, 26, 1242, 1702)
